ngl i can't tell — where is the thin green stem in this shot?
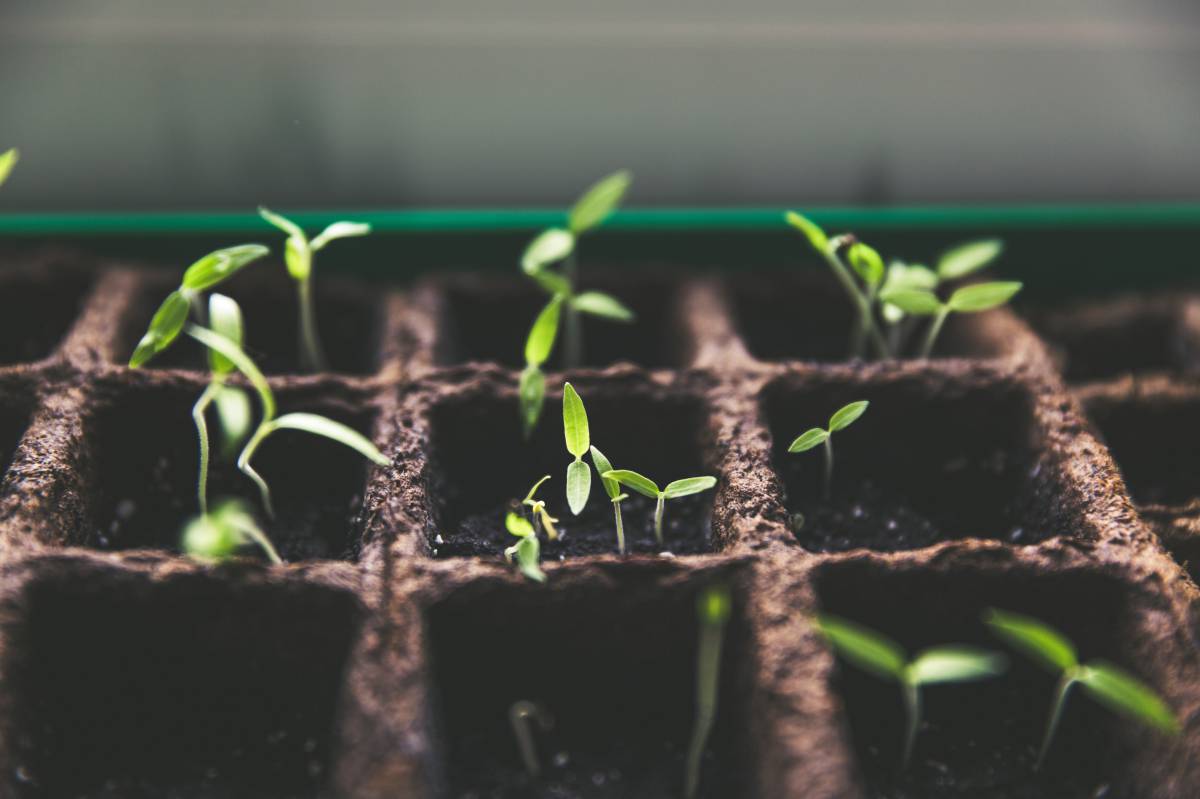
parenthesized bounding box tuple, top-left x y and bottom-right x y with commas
(192, 383, 220, 515)
(820, 247, 889, 359)
(1036, 674, 1076, 771)
(297, 277, 327, 372)
(849, 282, 879, 359)
(902, 679, 921, 768)
(613, 498, 626, 555)
(238, 424, 275, 519)
(822, 436, 834, 501)
(684, 616, 727, 799)
(654, 493, 665, 546)
(564, 253, 583, 369)
(920, 307, 951, 359)
(232, 518, 283, 565)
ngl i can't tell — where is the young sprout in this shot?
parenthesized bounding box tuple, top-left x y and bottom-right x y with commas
(985, 609, 1178, 769)
(0, 148, 17, 188)
(600, 470, 717, 547)
(509, 700, 554, 778)
(519, 295, 562, 437)
(562, 382, 592, 515)
(684, 583, 732, 799)
(521, 475, 560, 541)
(182, 497, 281, 564)
(880, 281, 1022, 359)
(504, 512, 546, 583)
(817, 614, 1007, 768)
(259, 207, 371, 372)
(788, 401, 869, 501)
(589, 446, 629, 554)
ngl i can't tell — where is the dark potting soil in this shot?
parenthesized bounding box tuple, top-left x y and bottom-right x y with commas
(0, 267, 93, 365)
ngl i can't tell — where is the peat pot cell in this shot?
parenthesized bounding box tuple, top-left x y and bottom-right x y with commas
(427, 574, 753, 798)
(729, 272, 1009, 364)
(0, 268, 92, 364)
(432, 276, 688, 369)
(1, 568, 360, 798)
(119, 273, 383, 375)
(426, 387, 715, 558)
(763, 374, 1067, 552)
(83, 385, 375, 561)
(816, 561, 1152, 798)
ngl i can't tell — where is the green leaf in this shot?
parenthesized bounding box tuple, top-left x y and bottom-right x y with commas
(519, 365, 546, 437)
(884, 262, 939, 293)
(258, 206, 306, 240)
(185, 324, 276, 421)
(523, 474, 552, 504)
(1077, 662, 1178, 734)
(590, 446, 621, 500)
(267, 412, 390, 466)
(0, 148, 17, 188)
(571, 291, 634, 322)
(879, 288, 942, 316)
(182, 510, 239, 561)
(984, 609, 1077, 673)
(521, 228, 575, 275)
(311, 221, 371, 251)
(828, 400, 869, 432)
(602, 469, 660, 499)
(848, 243, 884, 286)
(788, 428, 829, 453)
(525, 295, 563, 366)
(562, 382, 589, 458)
(207, 293, 244, 376)
(213, 385, 253, 454)
(908, 647, 1008, 685)
(938, 239, 1003, 281)
(566, 459, 592, 515)
(514, 535, 546, 582)
(568, 170, 632, 234)
(283, 235, 312, 281)
(784, 211, 829, 251)
(506, 511, 536, 538)
(663, 476, 717, 499)
(181, 244, 270, 291)
(947, 281, 1022, 313)
(130, 290, 191, 367)
(816, 615, 906, 681)
(530, 268, 572, 296)
(697, 583, 732, 626)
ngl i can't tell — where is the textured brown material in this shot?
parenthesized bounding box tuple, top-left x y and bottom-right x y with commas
(0, 255, 1193, 798)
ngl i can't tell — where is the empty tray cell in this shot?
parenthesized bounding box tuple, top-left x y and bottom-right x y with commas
(762, 371, 1069, 552)
(728, 271, 1013, 364)
(117, 271, 383, 376)
(425, 380, 716, 558)
(430, 273, 689, 369)
(0, 564, 360, 798)
(426, 568, 753, 798)
(815, 559, 1160, 798)
(81, 380, 377, 561)
(0, 263, 92, 365)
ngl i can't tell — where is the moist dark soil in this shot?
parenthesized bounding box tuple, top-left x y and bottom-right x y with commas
(0, 263, 93, 365)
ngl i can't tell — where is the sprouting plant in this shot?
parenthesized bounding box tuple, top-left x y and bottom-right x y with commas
(509, 700, 554, 778)
(520, 475, 560, 541)
(0, 148, 18, 189)
(817, 614, 1007, 768)
(684, 582, 732, 799)
(259, 207, 371, 372)
(881, 280, 1023, 359)
(562, 382, 593, 515)
(518, 172, 635, 431)
(985, 609, 1178, 769)
(182, 497, 281, 564)
(504, 512, 546, 583)
(788, 401, 869, 501)
(600, 470, 717, 547)
(589, 446, 629, 554)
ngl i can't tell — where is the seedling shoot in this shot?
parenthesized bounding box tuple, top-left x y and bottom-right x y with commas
(504, 512, 546, 583)
(788, 400, 869, 500)
(601, 469, 717, 547)
(684, 582, 732, 799)
(881, 280, 1023, 359)
(182, 498, 281, 565)
(589, 445, 629, 554)
(562, 382, 592, 515)
(0, 148, 17, 189)
(508, 700, 553, 778)
(520, 475, 560, 541)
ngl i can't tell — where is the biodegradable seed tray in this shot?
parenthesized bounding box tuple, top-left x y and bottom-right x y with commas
(0, 252, 1196, 799)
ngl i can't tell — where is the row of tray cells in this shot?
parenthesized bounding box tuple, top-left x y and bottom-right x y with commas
(0, 556, 1166, 798)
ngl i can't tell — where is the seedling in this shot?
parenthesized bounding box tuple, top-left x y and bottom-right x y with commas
(684, 583, 732, 799)
(600, 470, 717, 547)
(520, 475, 560, 541)
(519, 295, 562, 437)
(817, 614, 1007, 768)
(504, 512, 546, 583)
(985, 608, 1178, 769)
(881, 281, 1023, 359)
(0, 148, 17, 189)
(562, 382, 592, 515)
(182, 497, 281, 564)
(788, 400, 869, 501)
(259, 207, 371, 372)
(509, 700, 553, 778)
(589, 446, 629, 554)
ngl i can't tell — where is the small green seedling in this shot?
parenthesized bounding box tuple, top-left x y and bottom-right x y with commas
(788, 401, 869, 501)
(562, 382, 592, 515)
(0, 148, 18, 189)
(881, 281, 1022, 359)
(519, 295, 562, 437)
(182, 497, 281, 564)
(509, 700, 554, 778)
(684, 583, 732, 799)
(589, 446, 629, 554)
(600, 470, 717, 547)
(818, 614, 1007, 768)
(520, 475, 560, 541)
(504, 512, 546, 583)
(985, 609, 1178, 769)
(259, 207, 371, 372)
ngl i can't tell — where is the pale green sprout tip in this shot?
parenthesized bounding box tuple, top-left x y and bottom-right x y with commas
(685, 582, 733, 799)
(789, 401, 868, 500)
(0, 148, 18, 188)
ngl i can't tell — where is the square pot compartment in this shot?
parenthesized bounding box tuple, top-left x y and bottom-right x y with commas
(0, 259, 94, 365)
(423, 380, 718, 558)
(761, 370, 1071, 552)
(427, 273, 692, 370)
(425, 566, 754, 798)
(79, 380, 378, 561)
(814, 559, 1161, 798)
(115, 270, 384, 376)
(0, 563, 361, 798)
(727, 271, 1016, 364)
